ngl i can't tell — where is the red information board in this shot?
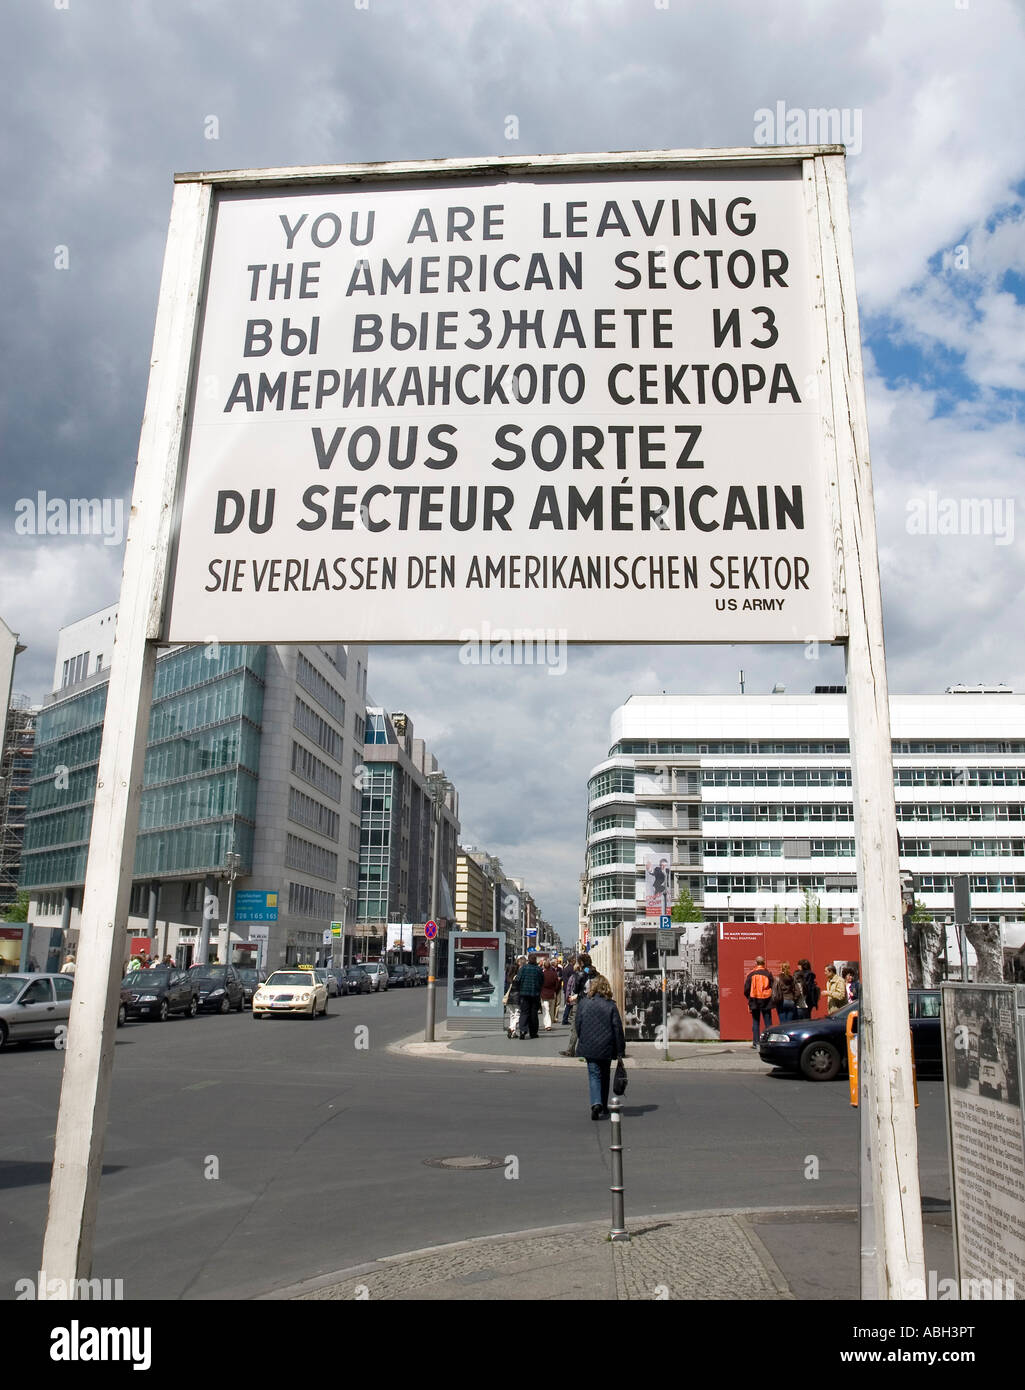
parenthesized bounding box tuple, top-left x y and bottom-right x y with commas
(717, 921, 861, 1041)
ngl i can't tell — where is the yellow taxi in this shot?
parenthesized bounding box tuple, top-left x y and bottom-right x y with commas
(252, 966, 328, 1020)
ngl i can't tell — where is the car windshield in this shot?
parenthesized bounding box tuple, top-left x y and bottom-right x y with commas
(191, 964, 226, 980)
(347, 968, 366, 977)
(125, 970, 170, 987)
(0, 978, 29, 1003)
(237, 969, 260, 983)
(265, 972, 314, 987)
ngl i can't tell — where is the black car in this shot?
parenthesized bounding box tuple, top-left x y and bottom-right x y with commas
(344, 966, 373, 995)
(758, 989, 942, 1081)
(122, 968, 198, 1022)
(189, 964, 245, 1013)
(388, 965, 416, 988)
(236, 967, 267, 1009)
(414, 965, 429, 986)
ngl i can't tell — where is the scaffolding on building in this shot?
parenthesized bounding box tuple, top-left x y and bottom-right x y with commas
(0, 696, 36, 914)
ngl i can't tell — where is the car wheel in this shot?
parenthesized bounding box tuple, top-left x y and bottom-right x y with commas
(117, 1003, 126, 1028)
(253, 1011, 263, 1020)
(235, 992, 244, 1012)
(0, 1020, 8, 1048)
(309, 1000, 318, 1018)
(218, 997, 230, 1014)
(158, 1000, 169, 1022)
(188, 996, 198, 1017)
(800, 1040, 841, 1081)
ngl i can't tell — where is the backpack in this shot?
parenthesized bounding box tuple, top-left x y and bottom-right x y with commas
(749, 969, 772, 1001)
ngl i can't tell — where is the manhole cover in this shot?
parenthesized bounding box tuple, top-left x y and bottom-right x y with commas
(423, 1155, 506, 1171)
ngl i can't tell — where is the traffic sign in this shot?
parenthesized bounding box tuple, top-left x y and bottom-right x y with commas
(424, 920, 438, 939)
(659, 915, 672, 930)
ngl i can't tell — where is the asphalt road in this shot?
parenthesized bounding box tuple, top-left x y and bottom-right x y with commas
(0, 986, 952, 1300)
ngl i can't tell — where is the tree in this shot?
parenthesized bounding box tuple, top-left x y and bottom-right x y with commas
(802, 888, 821, 923)
(670, 886, 703, 923)
(3, 890, 28, 922)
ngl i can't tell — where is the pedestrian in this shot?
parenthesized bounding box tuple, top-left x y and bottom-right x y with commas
(843, 968, 861, 1004)
(60, 955, 76, 976)
(775, 961, 798, 1023)
(504, 956, 525, 1038)
(540, 955, 561, 1031)
(560, 955, 576, 1024)
(795, 958, 818, 1018)
(127, 955, 141, 973)
(743, 955, 774, 1049)
(824, 965, 846, 1013)
(515, 951, 544, 1039)
(575, 974, 626, 1120)
(560, 953, 593, 1056)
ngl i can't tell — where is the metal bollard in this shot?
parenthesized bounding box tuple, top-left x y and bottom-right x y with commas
(608, 1094, 630, 1242)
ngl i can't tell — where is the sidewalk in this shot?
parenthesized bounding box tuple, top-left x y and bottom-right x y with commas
(391, 1018, 767, 1071)
(262, 1204, 955, 1301)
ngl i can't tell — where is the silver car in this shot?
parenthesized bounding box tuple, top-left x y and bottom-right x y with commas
(0, 973, 74, 1049)
(364, 962, 389, 992)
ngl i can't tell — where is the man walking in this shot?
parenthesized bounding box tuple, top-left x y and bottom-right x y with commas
(540, 956, 561, 1030)
(515, 951, 544, 1039)
(743, 955, 774, 1049)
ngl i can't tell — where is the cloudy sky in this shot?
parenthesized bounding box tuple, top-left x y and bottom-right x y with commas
(1, 0, 1023, 939)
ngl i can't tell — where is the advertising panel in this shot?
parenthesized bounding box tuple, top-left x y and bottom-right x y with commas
(234, 890, 279, 922)
(0, 926, 24, 973)
(446, 933, 503, 1019)
(941, 984, 1025, 1299)
(165, 160, 844, 645)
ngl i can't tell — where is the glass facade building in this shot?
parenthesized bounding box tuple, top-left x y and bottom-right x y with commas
(22, 644, 265, 889)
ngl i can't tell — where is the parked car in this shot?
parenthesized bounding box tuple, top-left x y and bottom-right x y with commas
(123, 967, 198, 1022)
(344, 966, 373, 995)
(252, 969, 328, 1019)
(236, 967, 267, 1009)
(387, 964, 416, 988)
(189, 964, 245, 1013)
(414, 965, 429, 986)
(364, 962, 389, 992)
(322, 967, 347, 997)
(313, 968, 340, 998)
(0, 973, 74, 1048)
(758, 989, 942, 1081)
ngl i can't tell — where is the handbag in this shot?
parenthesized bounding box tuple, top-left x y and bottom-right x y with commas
(612, 1058, 628, 1096)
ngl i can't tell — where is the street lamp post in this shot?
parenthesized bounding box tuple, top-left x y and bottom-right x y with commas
(424, 772, 451, 1042)
(221, 851, 242, 965)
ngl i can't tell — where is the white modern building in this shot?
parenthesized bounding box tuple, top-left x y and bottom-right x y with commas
(585, 686, 1025, 966)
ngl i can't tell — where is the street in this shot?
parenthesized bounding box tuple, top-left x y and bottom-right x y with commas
(1, 988, 952, 1301)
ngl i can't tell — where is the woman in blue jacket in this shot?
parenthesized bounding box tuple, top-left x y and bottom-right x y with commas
(575, 975, 626, 1120)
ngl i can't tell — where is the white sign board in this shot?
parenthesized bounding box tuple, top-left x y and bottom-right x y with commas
(166, 165, 844, 643)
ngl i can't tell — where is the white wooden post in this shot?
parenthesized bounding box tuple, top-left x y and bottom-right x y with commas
(40, 180, 213, 1291)
(814, 154, 926, 1299)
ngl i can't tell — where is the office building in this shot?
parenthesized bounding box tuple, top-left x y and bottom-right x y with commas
(21, 607, 368, 970)
(356, 708, 460, 962)
(585, 687, 1025, 968)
